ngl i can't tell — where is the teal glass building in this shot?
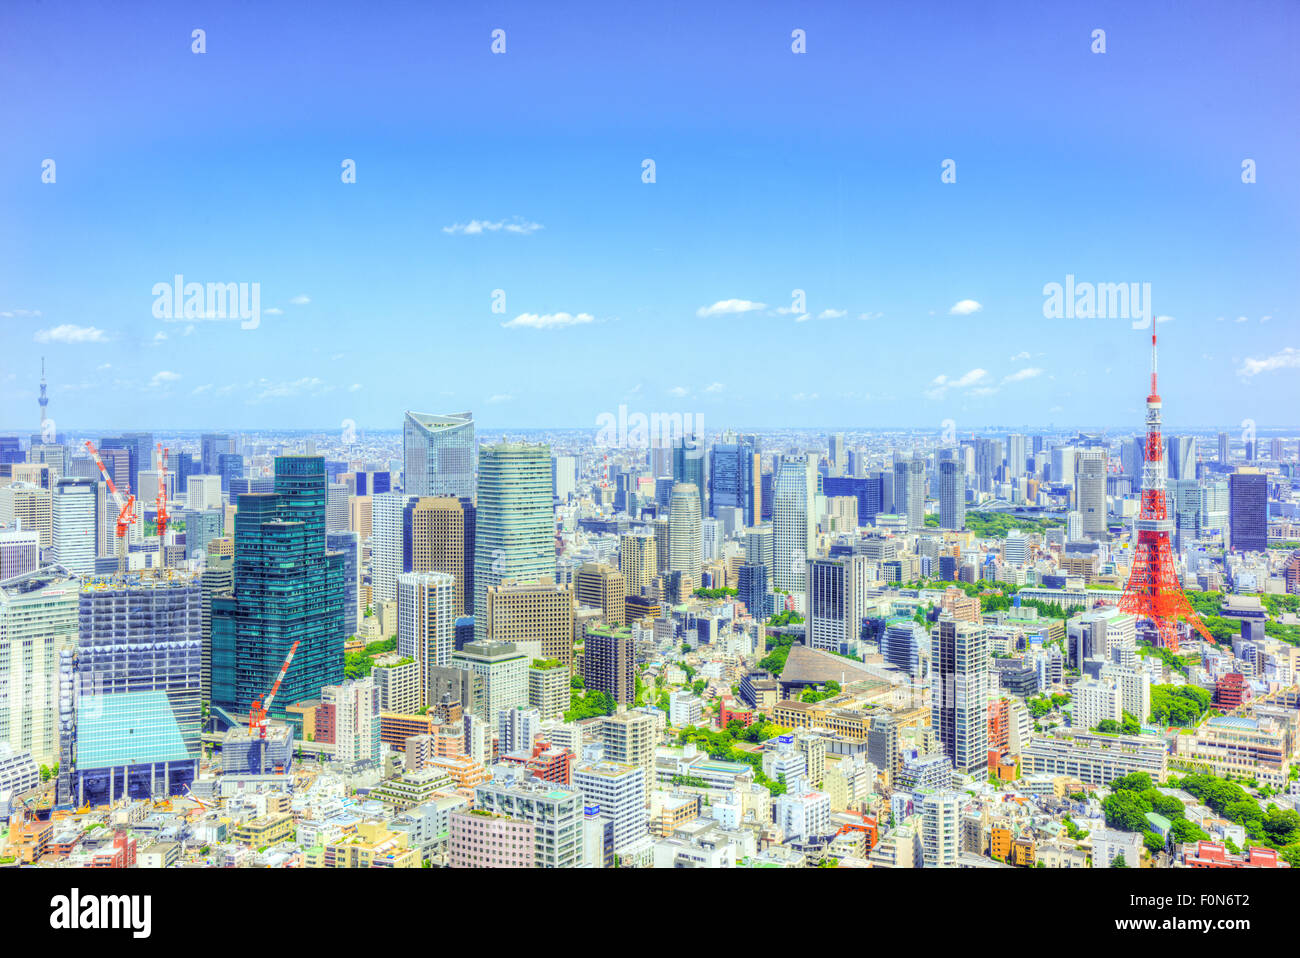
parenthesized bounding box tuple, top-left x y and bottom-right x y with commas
(211, 455, 345, 720)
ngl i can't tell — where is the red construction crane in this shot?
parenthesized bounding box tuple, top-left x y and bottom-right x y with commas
(84, 440, 137, 574)
(154, 442, 170, 539)
(248, 640, 301, 739)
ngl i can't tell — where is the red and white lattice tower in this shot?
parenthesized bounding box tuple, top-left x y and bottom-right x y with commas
(1117, 334, 1213, 652)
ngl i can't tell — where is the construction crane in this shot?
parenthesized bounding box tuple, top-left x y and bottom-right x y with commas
(248, 640, 301, 739)
(154, 442, 170, 538)
(84, 440, 137, 574)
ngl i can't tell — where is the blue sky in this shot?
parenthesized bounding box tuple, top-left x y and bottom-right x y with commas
(1, 0, 1297, 432)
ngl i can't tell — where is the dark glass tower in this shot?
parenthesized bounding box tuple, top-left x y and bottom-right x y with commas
(211, 456, 344, 718)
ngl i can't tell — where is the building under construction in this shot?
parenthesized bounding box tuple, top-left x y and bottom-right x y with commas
(56, 570, 202, 808)
(221, 723, 295, 776)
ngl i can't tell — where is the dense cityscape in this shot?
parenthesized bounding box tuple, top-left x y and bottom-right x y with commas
(2, 325, 1299, 877)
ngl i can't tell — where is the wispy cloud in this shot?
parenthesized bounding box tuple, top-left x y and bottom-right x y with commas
(2, 308, 42, 318)
(925, 368, 989, 399)
(443, 218, 543, 236)
(486, 393, 513, 403)
(697, 299, 766, 318)
(1009, 351, 1031, 361)
(704, 382, 724, 394)
(502, 311, 596, 330)
(1001, 367, 1044, 384)
(948, 299, 982, 316)
(668, 386, 689, 397)
(1238, 346, 1300, 378)
(289, 295, 311, 306)
(150, 370, 181, 387)
(34, 324, 108, 344)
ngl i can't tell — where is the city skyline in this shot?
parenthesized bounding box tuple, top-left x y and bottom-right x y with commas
(3, 1, 1297, 430)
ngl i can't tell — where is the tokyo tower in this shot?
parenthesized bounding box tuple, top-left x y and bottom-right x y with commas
(1117, 333, 1213, 652)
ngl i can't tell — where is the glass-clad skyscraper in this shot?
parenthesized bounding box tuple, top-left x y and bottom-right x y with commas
(473, 443, 554, 639)
(403, 410, 475, 498)
(211, 456, 345, 719)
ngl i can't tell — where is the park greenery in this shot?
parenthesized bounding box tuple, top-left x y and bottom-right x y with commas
(343, 636, 397, 680)
(693, 587, 738, 599)
(677, 720, 789, 795)
(799, 680, 841, 704)
(1103, 772, 1209, 850)
(1094, 712, 1142, 736)
(758, 633, 799, 676)
(565, 689, 616, 722)
(1148, 684, 1212, 727)
(1026, 693, 1071, 719)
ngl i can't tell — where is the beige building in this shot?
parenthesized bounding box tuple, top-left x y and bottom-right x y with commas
(486, 578, 576, 671)
(574, 562, 626, 626)
(619, 531, 657, 595)
(349, 494, 373, 542)
(411, 496, 472, 616)
(0, 483, 52, 550)
(602, 710, 657, 774)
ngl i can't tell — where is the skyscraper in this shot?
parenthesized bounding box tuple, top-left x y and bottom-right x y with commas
(709, 438, 760, 526)
(371, 492, 417, 606)
(773, 455, 816, 593)
(1218, 432, 1230, 464)
(403, 410, 476, 499)
(474, 444, 554, 640)
(51, 476, 97, 575)
(327, 529, 360, 637)
(1006, 434, 1027, 480)
(828, 433, 847, 477)
(1075, 448, 1108, 539)
(671, 440, 707, 518)
(397, 571, 455, 704)
(938, 458, 966, 531)
(1229, 471, 1268, 553)
(618, 530, 657, 596)
(668, 482, 702, 594)
(893, 457, 925, 532)
(210, 456, 345, 718)
(410, 496, 476, 616)
(807, 554, 868, 655)
(933, 618, 989, 777)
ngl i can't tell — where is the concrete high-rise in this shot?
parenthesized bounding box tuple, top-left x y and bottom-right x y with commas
(574, 562, 626, 627)
(486, 578, 576, 671)
(371, 492, 417, 606)
(709, 438, 760, 526)
(582, 625, 635, 705)
(1229, 471, 1267, 553)
(668, 483, 702, 594)
(402, 411, 475, 499)
(51, 476, 97, 575)
(807, 554, 869, 655)
(773, 455, 816, 593)
(397, 571, 456, 704)
(1075, 448, 1108, 539)
(618, 530, 657, 596)
(938, 458, 966, 531)
(932, 618, 989, 777)
(474, 444, 554, 640)
(892, 457, 925, 532)
(411, 496, 476, 616)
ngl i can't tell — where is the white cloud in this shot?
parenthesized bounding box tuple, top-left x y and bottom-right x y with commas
(1238, 347, 1300, 378)
(502, 311, 596, 330)
(2, 308, 42, 318)
(817, 308, 847, 319)
(97, 363, 112, 371)
(153, 331, 168, 343)
(150, 370, 181, 387)
(34, 324, 108, 344)
(486, 393, 513, 403)
(1235, 316, 1248, 323)
(1155, 314, 1174, 324)
(192, 384, 213, 395)
(791, 392, 820, 402)
(1002, 367, 1044, 384)
(245, 377, 333, 403)
(925, 368, 989, 399)
(704, 382, 724, 394)
(265, 307, 284, 316)
(1009, 351, 1031, 361)
(668, 386, 689, 397)
(348, 383, 363, 392)
(443, 218, 543, 236)
(858, 311, 883, 321)
(696, 299, 766, 318)
(948, 299, 983, 316)
(290, 295, 311, 305)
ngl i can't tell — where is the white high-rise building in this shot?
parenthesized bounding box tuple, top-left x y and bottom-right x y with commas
(372, 492, 416, 605)
(668, 482, 702, 591)
(551, 455, 577, 501)
(51, 477, 96, 575)
(323, 678, 381, 764)
(186, 474, 223, 511)
(807, 554, 869, 654)
(1052, 446, 1078, 487)
(0, 527, 40, 580)
(773, 455, 817, 593)
(919, 790, 963, 867)
(396, 570, 455, 706)
(573, 761, 649, 854)
(1075, 449, 1108, 539)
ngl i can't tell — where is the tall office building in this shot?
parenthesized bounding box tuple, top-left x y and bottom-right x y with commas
(322, 678, 381, 765)
(327, 529, 360, 637)
(974, 438, 1003, 493)
(583, 625, 636, 705)
(709, 438, 760, 526)
(736, 564, 770, 619)
(1051, 445, 1078, 488)
(474, 444, 555, 639)
(938, 459, 966, 531)
(181, 508, 224, 561)
(671, 440, 707, 518)
(397, 571, 455, 704)
(372, 492, 417, 605)
(1166, 436, 1196, 482)
(932, 618, 989, 777)
(210, 456, 345, 718)
(408, 496, 476, 616)
(58, 573, 203, 806)
(919, 790, 963, 867)
(1229, 471, 1267, 553)
(618, 530, 657, 596)
(485, 578, 576, 671)
(199, 550, 234, 704)
(893, 457, 925, 532)
(200, 433, 234, 476)
(1075, 448, 1108, 539)
(51, 476, 97, 575)
(574, 562, 626, 627)
(551, 455, 577, 502)
(474, 773, 584, 868)
(403, 410, 475, 499)
(668, 483, 702, 594)
(0, 483, 52, 550)
(1218, 432, 1230, 464)
(573, 761, 649, 855)
(807, 554, 869, 655)
(1006, 434, 1027, 480)
(0, 528, 39, 580)
(0, 567, 79, 767)
(745, 524, 775, 589)
(828, 433, 847, 477)
(773, 455, 817, 593)
(326, 482, 350, 532)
